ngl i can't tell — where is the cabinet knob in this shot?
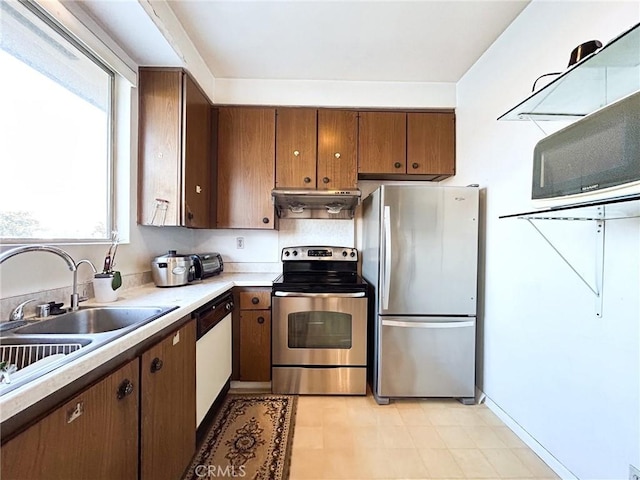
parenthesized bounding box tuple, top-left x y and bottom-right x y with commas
(117, 379, 134, 400)
(322, 177, 330, 184)
(293, 150, 300, 157)
(195, 185, 202, 194)
(412, 162, 419, 169)
(334, 152, 341, 159)
(262, 217, 270, 224)
(257, 316, 265, 324)
(150, 357, 164, 373)
(251, 297, 260, 305)
(394, 162, 402, 169)
(303, 177, 311, 184)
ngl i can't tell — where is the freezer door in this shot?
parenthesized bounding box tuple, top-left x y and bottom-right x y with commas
(380, 186, 478, 315)
(377, 316, 475, 398)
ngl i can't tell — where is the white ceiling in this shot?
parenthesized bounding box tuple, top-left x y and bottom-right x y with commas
(79, 0, 530, 84)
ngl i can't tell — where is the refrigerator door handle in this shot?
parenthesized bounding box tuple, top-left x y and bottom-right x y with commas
(382, 319, 475, 329)
(382, 205, 391, 310)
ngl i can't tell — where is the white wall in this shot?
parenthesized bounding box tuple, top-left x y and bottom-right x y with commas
(451, 2, 640, 478)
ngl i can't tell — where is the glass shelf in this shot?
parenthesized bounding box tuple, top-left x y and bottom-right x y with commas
(499, 193, 640, 221)
(498, 22, 640, 121)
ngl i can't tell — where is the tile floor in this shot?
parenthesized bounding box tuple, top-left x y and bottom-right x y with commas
(289, 394, 560, 480)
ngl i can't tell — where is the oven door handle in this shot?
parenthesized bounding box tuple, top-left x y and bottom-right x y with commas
(273, 291, 366, 298)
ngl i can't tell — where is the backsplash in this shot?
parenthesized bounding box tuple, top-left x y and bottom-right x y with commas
(0, 271, 152, 321)
(193, 218, 355, 263)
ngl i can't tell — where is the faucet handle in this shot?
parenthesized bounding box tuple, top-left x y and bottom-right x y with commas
(9, 299, 36, 321)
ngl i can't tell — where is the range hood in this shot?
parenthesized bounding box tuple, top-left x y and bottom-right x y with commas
(271, 189, 361, 219)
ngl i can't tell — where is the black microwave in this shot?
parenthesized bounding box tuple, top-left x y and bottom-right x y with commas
(532, 90, 640, 201)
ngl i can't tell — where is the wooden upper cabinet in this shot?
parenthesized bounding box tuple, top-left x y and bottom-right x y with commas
(317, 110, 358, 189)
(1, 359, 139, 480)
(358, 111, 407, 174)
(275, 108, 317, 188)
(138, 68, 214, 228)
(407, 112, 455, 176)
(217, 107, 276, 229)
(141, 321, 196, 480)
(183, 74, 213, 228)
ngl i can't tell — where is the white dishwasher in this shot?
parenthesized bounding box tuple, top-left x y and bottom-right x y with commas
(194, 292, 234, 428)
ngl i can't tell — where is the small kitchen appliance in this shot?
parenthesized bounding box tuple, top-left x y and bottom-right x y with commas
(271, 246, 368, 395)
(151, 251, 223, 287)
(192, 253, 224, 278)
(151, 250, 198, 287)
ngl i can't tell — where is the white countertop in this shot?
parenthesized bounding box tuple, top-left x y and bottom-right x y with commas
(0, 272, 276, 424)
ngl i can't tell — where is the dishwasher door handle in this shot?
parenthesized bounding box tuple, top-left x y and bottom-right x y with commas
(382, 319, 475, 329)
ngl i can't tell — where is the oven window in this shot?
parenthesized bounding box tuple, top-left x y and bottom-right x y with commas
(288, 311, 352, 349)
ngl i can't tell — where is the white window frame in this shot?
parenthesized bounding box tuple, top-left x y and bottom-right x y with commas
(1, 0, 135, 245)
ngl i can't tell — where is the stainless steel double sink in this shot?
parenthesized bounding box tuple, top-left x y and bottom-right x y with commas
(0, 306, 177, 395)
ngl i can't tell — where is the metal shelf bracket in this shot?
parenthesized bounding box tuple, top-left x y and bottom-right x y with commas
(525, 217, 605, 317)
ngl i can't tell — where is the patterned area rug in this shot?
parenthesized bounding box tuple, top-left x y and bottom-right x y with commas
(183, 395, 297, 480)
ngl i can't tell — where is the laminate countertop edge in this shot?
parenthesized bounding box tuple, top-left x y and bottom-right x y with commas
(0, 272, 277, 425)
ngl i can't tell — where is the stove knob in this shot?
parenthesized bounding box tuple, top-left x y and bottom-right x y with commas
(292, 250, 298, 256)
(342, 251, 348, 257)
(284, 251, 290, 257)
(350, 251, 356, 258)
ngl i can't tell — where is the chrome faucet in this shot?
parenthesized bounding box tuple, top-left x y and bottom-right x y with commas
(0, 245, 81, 311)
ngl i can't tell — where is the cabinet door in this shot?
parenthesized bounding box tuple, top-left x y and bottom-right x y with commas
(1, 360, 139, 480)
(407, 112, 455, 175)
(239, 310, 271, 382)
(141, 321, 196, 480)
(138, 68, 182, 226)
(317, 110, 358, 189)
(358, 111, 407, 174)
(182, 73, 212, 228)
(276, 108, 317, 188)
(217, 107, 276, 228)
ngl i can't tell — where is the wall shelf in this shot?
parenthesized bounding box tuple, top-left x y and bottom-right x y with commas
(500, 194, 640, 318)
(498, 22, 640, 121)
(499, 193, 640, 221)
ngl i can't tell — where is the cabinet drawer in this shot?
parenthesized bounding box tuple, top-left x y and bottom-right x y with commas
(239, 291, 271, 310)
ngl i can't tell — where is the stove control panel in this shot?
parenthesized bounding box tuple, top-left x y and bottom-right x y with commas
(282, 246, 358, 261)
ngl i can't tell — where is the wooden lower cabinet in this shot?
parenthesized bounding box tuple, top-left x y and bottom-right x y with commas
(141, 320, 196, 480)
(1, 359, 139, 480)
(236, 288, 272, 382)
(239, 310, 272, 381)
(1, 320, 197, 480)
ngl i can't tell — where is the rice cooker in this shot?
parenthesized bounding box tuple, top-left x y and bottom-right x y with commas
(151, 250, 198, 287)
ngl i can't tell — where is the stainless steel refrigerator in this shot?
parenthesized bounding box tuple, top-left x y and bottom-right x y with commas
(361, 185, 479, 404)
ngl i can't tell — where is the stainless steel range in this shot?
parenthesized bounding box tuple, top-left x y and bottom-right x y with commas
(271, 246, 368, 395)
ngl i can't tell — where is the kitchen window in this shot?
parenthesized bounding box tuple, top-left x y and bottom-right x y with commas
(0, 0, 126, 243)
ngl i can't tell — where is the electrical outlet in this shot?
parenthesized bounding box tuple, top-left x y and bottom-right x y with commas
(630, 464, 640, 480)
(236, 237, 244, 249)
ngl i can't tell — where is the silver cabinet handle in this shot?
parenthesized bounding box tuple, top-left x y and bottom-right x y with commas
(274, 291, 365, 298)
(382, 319, 475, 328)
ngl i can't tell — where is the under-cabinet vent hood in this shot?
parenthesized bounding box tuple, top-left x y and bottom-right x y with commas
(271, 189, 361, 219)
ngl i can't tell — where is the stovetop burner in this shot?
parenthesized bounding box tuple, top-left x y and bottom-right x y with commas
(273, 246, 367, 294)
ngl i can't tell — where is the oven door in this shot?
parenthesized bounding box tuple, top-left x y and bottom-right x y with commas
(272, 292, 367, 366)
